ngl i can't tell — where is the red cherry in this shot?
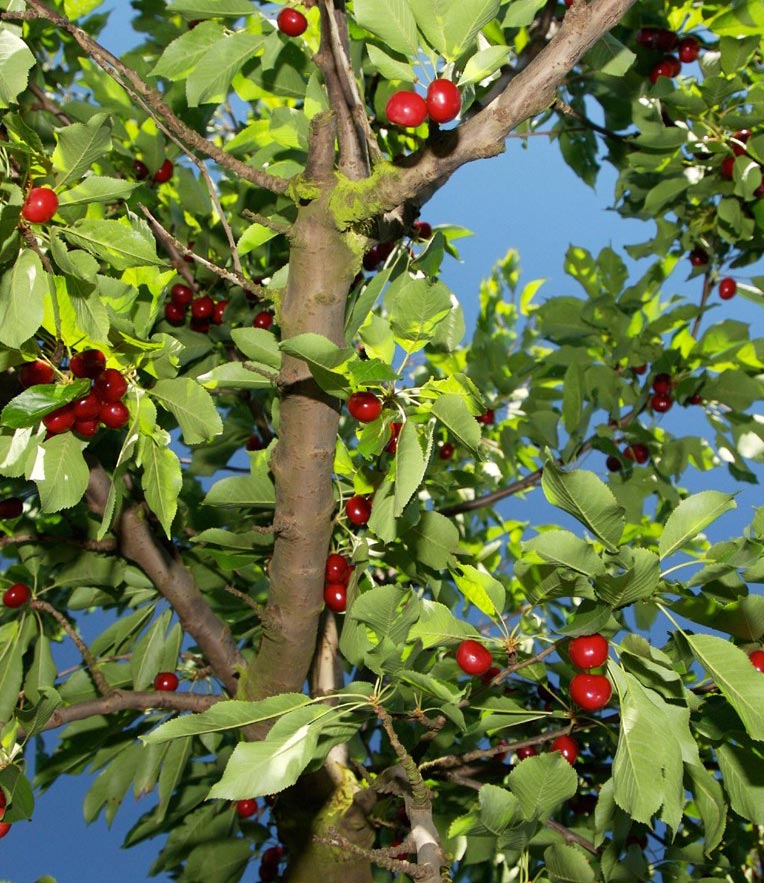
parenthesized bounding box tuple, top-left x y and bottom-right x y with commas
(22, 186, 59, 223)
(477, 409, 495, 425)
(253, 310, 274, 329)
(632, 364, 647, 375)
(260, 846, 285, 879)
(385, 421, 403, 454)
(246, 434, 264, 451)
(570, 673, 612, 711)
(516, 745, 538, 760)
(325, 553, 351, 584)
(99, 401, 130, 429)
(624, 443, 650, 464)
(385, 91, 428, 128)
(347, 391, 382, 423)
(153, 671, 179, 691)
(551, 734, 579, 764)
(212, 300, 228, 325)
(731, 129, 752, 156)
(720, 155, 735, 180)
(43, 403, 75, 435)
(455, 639, 493, 676)
(750, 650, 764, 672)
(277, 7, 308, 36)
(323, 582, 347, 613)
(19, 360, 55, 388)
(606, 455, 622, 472)
(0, 821, 10, 839)
(655, 29, 679, 52)
(718, 277, 737, 300)
(73, 392, 101, 420)
(345, 495, 371, 526)
(164, 302, 186, 326)
(132, 159, 149, 179)
(439, 442, 454, 460)
(412, 220, 432, 240)
(170, 283, 194, 305)
(689, 246, 709, 266)
(649, 59, 676, 83)
(74, 418, 99, 438)
(635, 27, 660, 48)
(3, 582, 30, 608)
(568, 633, 609, 670)
(93, 368, 128, 403)
(426, 79, 461, 124)
(236, 798, 258, 819)
(190, 316, 211, 334)
(651, 392, 673, 413)
(153, 159, 173, 183)
(687, 393, 703, 405)
(480, 665, 501, 685)
(0, 498, 23, 519)
(678, 36, 700, 63)
(70, 349, 106, 379)
(652, 372, 672, 394)
(191, 296, 214, 319)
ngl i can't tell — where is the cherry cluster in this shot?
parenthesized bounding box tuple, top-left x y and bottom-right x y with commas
(20, 351, 130, 437)
(323, 552, 353, 613)
(362, 220, 434, 272)
(386, 80, 462, 128)
(635, 27, 701, 83)
(132, 158, 174, 184)
(164, 282, 227, 332)
(567, 632, 612, 711)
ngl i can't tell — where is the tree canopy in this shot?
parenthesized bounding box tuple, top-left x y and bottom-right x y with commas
(2, 0, 764, 881)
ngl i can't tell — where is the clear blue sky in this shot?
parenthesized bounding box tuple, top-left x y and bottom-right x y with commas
(2, 4, 761, 882)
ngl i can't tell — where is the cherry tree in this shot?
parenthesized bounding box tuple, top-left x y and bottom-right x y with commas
(1, 0, 764, 881)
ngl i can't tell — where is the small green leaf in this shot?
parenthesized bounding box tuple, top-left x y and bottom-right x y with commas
(138, 436, 182, 538)
(544, 842, 596, 883)
(508, 752, 578, 821)
(28, 432, 90, 512)
(231, 327, 282, 368)
(52, 114, 112, 190)
(393, 421, 432, 516)
(63, 216, 164, 271)
(2, 379, 90, 429)
(716, 742, 764, 823)
(659, 491, 736, 561)
(524, 531, 605, 577)
(0, 249, 47, 349)
(0, 30, 35, 108)
(186, 32, 265, 107)
(150, 378, 223, 446)
(452, 565, 505, 619)
(354, 0, 418, 57)
(432, 394, 481, 454)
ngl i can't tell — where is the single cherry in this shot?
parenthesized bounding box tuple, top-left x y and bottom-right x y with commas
(689, 246, 709, 266)
(153, 159, 173, 183)
(720, 155, 735, 180)
(551, 734, 579, 764)
(191, 296, 214, 319)
(277, 7, 308, 36)
(652, 372, 672, 394)
(651, 392, 673, 413)
(569, 673, 612, 711)
(93, 368, 128, 402)
(43, 403, 75, 435)
(385, 91, 428, 128)
(253, 310, 274, 330)
(516, 745, 538, 760)
(385, 422, 403, 454)
(345, 495, 372, 526)
(426, 79, 461, 124)
(731, 129, 752, 156)
(347, 391, 382, 423)
(153, 671, 179, 691)
(212, 300, 228, 325)
(678, 36, 700, 63)
(624, 443, 649, 464)
(246, 434, 264, 451)
(455, 639, 493, 676)
(718, 277, 737, 300)
(22, 186, 59, 223)
(74, 419, 99, 438)
(325, 553, 351, 584)
(439, 442, 454, 460)
(749, 649, 764, 672)
(3, 582, 31, 608)
(165, 302, 186, 326)
(19, 360, 55, 388)
(477, 409, 495, 425)
(132, 159, 149, 180)
(73, 392, 101, 421)
(568, 633, 609, 669)
(606, 455, 622, 472)
(70, 349, 106, 380)
(236, 798, 258, 819)
(323, 582, 348, 613)
(0, 498, 23, 519)
(412, 220, 432, 240)
(0, 821, 10, 839)
(170, 283, 194, 305)
(99, 401, 130, 429)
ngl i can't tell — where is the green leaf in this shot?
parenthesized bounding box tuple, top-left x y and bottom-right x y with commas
(543, 842, 596, 883)
(150, 378, 223, 446)
(452, 564, 505, 619)
(409, 0, 500, 60)
(431, 394, 481, 454)
(524, 531, 605, 577)
(1, 379, 89, 429)
(0, 622, 27, 723)
(279, 333, 356, 396)
(204, 467, 275, 507)
(393, 421, 432, 517)
(659, 491, 736, 560)
(150, 20, 226, 80)
(0, 30, 35, 109)
(186, 32, 265, 107)
(28, 432, 90, 512)
(138, 436, 182, 538)
(584, 33, 636, 78)
(184, 839, 252, 883)
(685, 763, 727, 854)
(502, 0, 545, 27)
(24, 635, 58, 703)
(0, 249, 47, 349)
(143, 694, 311, 744)
(407, 600, 476, 648)
(541, 458, 624, 552)
(595, 548, 660, 607)
(354, 0, 418, 57)
(231, 327, 282, 368)
(366, 44, 415, 83)
(197, 361, 276, 390)
(57, 175, 139, 207)
(208, 706, 329, 799)
(716, 742, 764, 823)
(386, 275, 452, 353)
(63, 217, 164, 271)
(403, 510, 460, 570)
(508, 752, 578, 821)
(131, 610, 176, 691)
(52, 114, 112, 190)
(686, 633, 764, 741)
(166, 0, 256, 16)
(707, 0, 764, 36)
(63, 0, 105, 17)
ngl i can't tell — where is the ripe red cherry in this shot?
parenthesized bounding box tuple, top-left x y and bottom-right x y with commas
(133, 159, 149, 179)
(191, 296, 214, 319)
(720, 155, 735, 180)
(385, 91, 428, 128)
(570, 673, 612, 711)
(624, 443, 649, 464)
(551, 734, 579, 764)
(347, 391, 382, 423)
(649, 58, 676, 83)
(74, 418, 99, 438)
(22, 186, 59, 223)
(43, 403, 75, 435)
(153, 159, 173, 183)
(606, 455, 622, 472)
(652, 372, 672, 394)
(0, 498, 23, 519)
(689, 246, 709, 266)
(455, 639, 493, 676)
(212, 300, 228, 325)
(277, 7, 308, 36)
(93, 368, 128, 402)
(479, 665, 500, 685)
(731, 129, 752, 156)
(70, 349, 106, 379)
(325, 553, 351, 584)
(99, 401, 130, 429)
(412, 220, 432, 240)
(568, 633, 609, 670)
(246, 434, 264, 451)
(260, 846, 285, 881)
(345, 495, 372, 526)
(323, 582, 348, 613)
(718, 277, 737, 300)
(516, 745, 538, 760)
(253, 309, 274, 329)
(73, 392, 101, 421)
(632, 364, 647, 375)
(687, 392, 703, 405)
(439, 442, 454, 460)
(0, 821, 10, 839)
(678, 36, 700, 63)
(19, 360, 55, 388)
(477, 409, 495, 425)
(236, 798, 258, 819)
(635, 27, 660, 48)
(154, 671, 179, 691)
(655, 29, 679, 51)
(385, 421, 403, 454)
(426, 79, 461, 124)
(750, 650, 764, 672)
(170, 283, 194, 305)
(651, 392, 673, 413)
(3, 582, 31, 608)
(164, 302, 186, 326)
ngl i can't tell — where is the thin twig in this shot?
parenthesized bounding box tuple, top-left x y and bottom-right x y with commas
(241, 209, 293, 237)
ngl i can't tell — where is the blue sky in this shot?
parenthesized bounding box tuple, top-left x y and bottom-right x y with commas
(2, 3, 762, 882)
